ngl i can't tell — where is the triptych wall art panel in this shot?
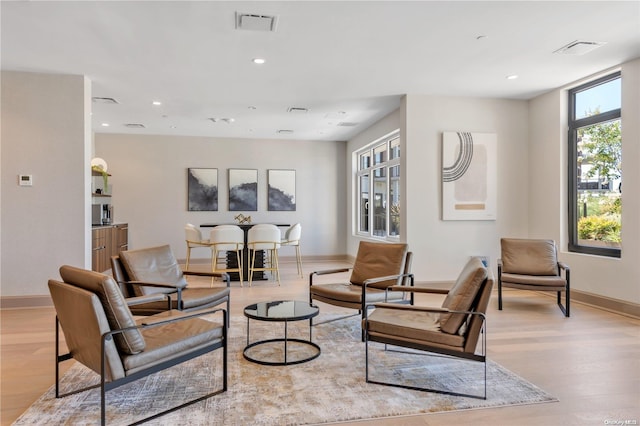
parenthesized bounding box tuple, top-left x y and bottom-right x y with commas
(442, 132, 497, 220)
(228, 169, 258, 211)
(187, 168, 218, 211)
(268, 169, 296, 211)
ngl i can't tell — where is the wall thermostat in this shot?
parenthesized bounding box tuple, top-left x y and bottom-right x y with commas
(19, 174, 33, 186)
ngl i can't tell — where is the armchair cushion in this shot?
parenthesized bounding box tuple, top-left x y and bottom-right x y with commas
(440, 257, 488, 335)
(123, 316, 223, 374)
(59, 265, 146, 355)
(350, 241, 407, 289)
(501, 272, 566, 287)
(501, 238, 558, 276)
(120, 245, 188, 296)
(366, 307, 464, 349)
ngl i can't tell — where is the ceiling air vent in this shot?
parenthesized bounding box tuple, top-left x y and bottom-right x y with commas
(337, 122, 358, 127)
(236, 12, 278, 32)
(124, 123, 145, 129)
(277, 129, 294, 134)
(92, 97, 119, 104)
(287, 107, 308, 114)
(553, 40, 606, 56)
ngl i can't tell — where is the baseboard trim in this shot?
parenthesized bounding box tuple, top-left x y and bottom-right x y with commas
(1, 295, 53, 310)
(570, 289, 640, 319)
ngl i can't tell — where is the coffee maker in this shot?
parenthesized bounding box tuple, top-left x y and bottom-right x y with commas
(92, 203, 113, 225)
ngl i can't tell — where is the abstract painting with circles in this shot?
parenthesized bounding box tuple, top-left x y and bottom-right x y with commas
(442, 132, 497, 220)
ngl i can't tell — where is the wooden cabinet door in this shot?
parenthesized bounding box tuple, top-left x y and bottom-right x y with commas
(92, 228, 108, 272)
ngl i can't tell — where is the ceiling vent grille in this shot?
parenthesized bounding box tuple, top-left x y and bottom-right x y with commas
(124, 123, 145, 128)
(236, 12, 278, 32)
(287, 107, 308, 114)
(337, 122, 358, 127)
(92, 97, 119, 104)
(277, 129, 294, 134)
(553, 40, 606, 55)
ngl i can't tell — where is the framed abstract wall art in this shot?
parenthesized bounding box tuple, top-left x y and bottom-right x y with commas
(268, 169, 296, 211)
(187, 168, 218, 211)
(442, 131, 497, 220)
(228, 168, 258, 211)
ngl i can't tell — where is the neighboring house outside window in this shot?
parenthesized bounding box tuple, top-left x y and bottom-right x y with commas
(356, 130, 401, 239)
(568, 72, 621, 258)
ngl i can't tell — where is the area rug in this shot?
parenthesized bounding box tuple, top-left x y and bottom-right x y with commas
(13, 314, 557, 425)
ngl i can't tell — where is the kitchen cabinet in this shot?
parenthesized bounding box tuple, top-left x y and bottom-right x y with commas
(92, 223, 128, 272)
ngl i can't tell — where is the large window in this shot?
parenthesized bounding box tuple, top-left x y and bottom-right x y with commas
(356, 131, 400, 239)
(568, 72, 621, 258)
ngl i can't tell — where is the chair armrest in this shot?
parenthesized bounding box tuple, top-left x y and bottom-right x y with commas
(365, 302, 486, 321)
(127, 280, 183, 291)
(107, 307, 227, 335)
(125, 293, 167, 307)
(182, 270, 231, 287)
(309, 268, 353, 285)
(558, 261, 570, 271)
(385, 285, 449, 295)
(363, 273, 414, 287)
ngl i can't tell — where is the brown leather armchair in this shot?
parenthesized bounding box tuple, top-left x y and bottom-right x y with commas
(364, 257, 492, 399)
(498, 238, 570, 317)
(51, 265, 227, 425)
(110, 244, 230, 321)
(309, 241, 413, 335)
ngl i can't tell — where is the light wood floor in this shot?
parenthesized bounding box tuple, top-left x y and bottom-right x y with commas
(1, 259, 639, 425)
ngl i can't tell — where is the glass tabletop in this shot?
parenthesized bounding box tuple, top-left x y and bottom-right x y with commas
(244, 300, 319, 321)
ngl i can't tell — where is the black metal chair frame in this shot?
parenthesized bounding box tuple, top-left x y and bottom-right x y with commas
(112, 254, 231, 326)
(309, 270, 415, 323)
(497, 259, 571, 317)
(55, 307, 228, 426)
(364, 286, 488, 400)
(309, 270, 414, 341)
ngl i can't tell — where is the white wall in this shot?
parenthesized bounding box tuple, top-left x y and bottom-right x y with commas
(94, 133, 347, 261)
(347, 96, 530, 282)
(529, 59, 640, 304)
(1, 71, 91, 297)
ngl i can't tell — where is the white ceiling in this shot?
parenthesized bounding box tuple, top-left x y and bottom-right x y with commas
(2, 1, 639, 142)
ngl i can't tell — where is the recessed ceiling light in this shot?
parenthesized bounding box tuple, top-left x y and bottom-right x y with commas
(101, 123, 110, 127)
(221, 118, 235, 123)
(252, 58, 266, 64)
(506, 75, 519, 80)
(152, 101, 162, 106)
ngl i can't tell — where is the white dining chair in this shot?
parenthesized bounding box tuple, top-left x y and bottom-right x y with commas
(247, 224, 281, 286)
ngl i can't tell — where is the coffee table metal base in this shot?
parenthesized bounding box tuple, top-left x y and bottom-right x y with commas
(243, 338, 320, 366)
(243, 300, 320, 366)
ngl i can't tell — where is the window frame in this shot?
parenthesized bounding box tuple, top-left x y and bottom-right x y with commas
(355, 130, 401, 240)
(567, 71, 621, 258)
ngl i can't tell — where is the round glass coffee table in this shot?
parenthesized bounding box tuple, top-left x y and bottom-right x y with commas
(243, 300, 320, 366)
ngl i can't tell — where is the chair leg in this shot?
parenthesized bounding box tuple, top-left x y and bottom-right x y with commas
(498, 279, 503, 310)
(185, 247, 191, 270)
(236, 250, 243, 287)
(248, 249, 255, 287)
(295, 245, 303, 277)
(272, 248, 281, 285)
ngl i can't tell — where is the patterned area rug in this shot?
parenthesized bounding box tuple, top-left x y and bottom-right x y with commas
(14, 314, 557, 425)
